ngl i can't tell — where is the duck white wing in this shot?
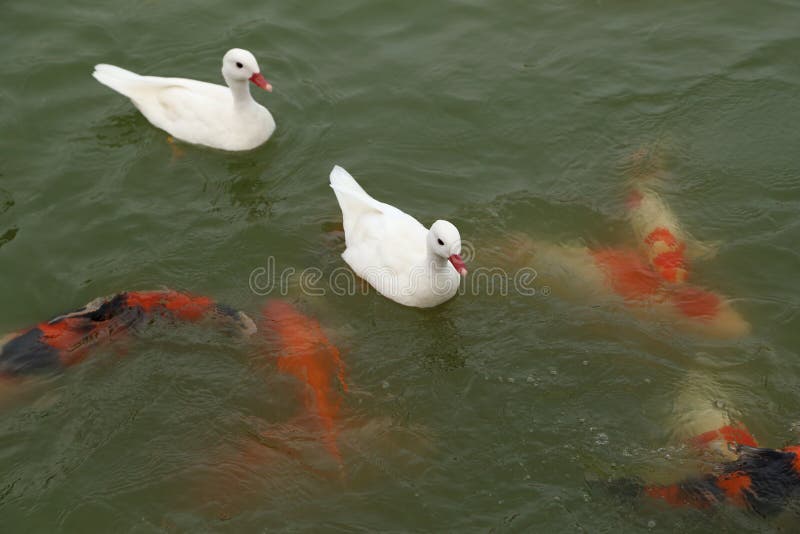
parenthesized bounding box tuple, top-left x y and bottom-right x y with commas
(93, 64, 234, 138)
(329, 166, 428, 277)
(93, 65, 231, 107)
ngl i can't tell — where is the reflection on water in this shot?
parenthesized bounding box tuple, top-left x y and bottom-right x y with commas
(412, 312, 467, 373)
(0, 188, 12, 215)
(0, 228, 16, 249)
(214, 164, 282, 222)
(0, 187, 15, 250)
(88, 112, 153, 149)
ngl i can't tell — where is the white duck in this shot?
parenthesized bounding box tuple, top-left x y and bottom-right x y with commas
(92, 48, 275, 151)
(329, 165, 467, 308)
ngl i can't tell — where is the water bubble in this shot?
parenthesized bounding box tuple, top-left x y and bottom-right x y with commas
(647, 520, 656, 529)
(714, 400, 725, 409)
(549, 368, 558, 376)
(582, 360, 589, 366)
(595, 432, 609, 446)
(507, 377, 515, 384)
(381, 380, 389, 389)
(526, 375, 535, 383)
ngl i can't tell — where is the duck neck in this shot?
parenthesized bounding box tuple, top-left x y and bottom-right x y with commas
(229, 79, 255, 108)
(426, 247, 450, 272)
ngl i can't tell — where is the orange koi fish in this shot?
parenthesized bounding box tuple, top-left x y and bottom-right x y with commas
(260, 300, 347, 465)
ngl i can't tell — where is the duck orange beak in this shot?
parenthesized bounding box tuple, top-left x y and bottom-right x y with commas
(449, 254, 467, 276)
(249, 72, 272, 92)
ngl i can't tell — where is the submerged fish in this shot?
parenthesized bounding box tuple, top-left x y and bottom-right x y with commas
(0, 290, 255, 377)
(260, 300, 347, 465)
(627, 187, 690, 284)
(606, 423, 800, 517)
(623, 449, 800, 517)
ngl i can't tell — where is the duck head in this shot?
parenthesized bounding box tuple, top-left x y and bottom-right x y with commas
(428, 220, 467, 276)
(222, 48, 272, 92)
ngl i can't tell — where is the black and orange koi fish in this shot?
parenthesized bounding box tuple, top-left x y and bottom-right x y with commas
(1, 293, 349, 476)
(0, 290, 255, 378)
(613, 425, 800, 517)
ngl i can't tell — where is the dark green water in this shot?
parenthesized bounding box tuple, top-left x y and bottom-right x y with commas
(1, 0, 800, 531)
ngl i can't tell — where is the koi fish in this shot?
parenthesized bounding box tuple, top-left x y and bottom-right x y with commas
(608, 424, 800, 516)
(686, 423, 759, 453)
(260, 300, 347, 465)
(0, 290, 255, 377)
(627, 187, 690, 284)
(590, 247, 750, 338)
(637, 442, 800, 517)
(589, 248, 663, 302)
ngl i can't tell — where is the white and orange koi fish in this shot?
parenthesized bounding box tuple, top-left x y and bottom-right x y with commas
(627, 186, 691, 284)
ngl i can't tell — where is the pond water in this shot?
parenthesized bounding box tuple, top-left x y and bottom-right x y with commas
(1, 0, 799, 531)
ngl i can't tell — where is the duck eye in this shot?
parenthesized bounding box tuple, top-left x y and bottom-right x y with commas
(437, 239, 444, 246)
(236, 62, 243, 69)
